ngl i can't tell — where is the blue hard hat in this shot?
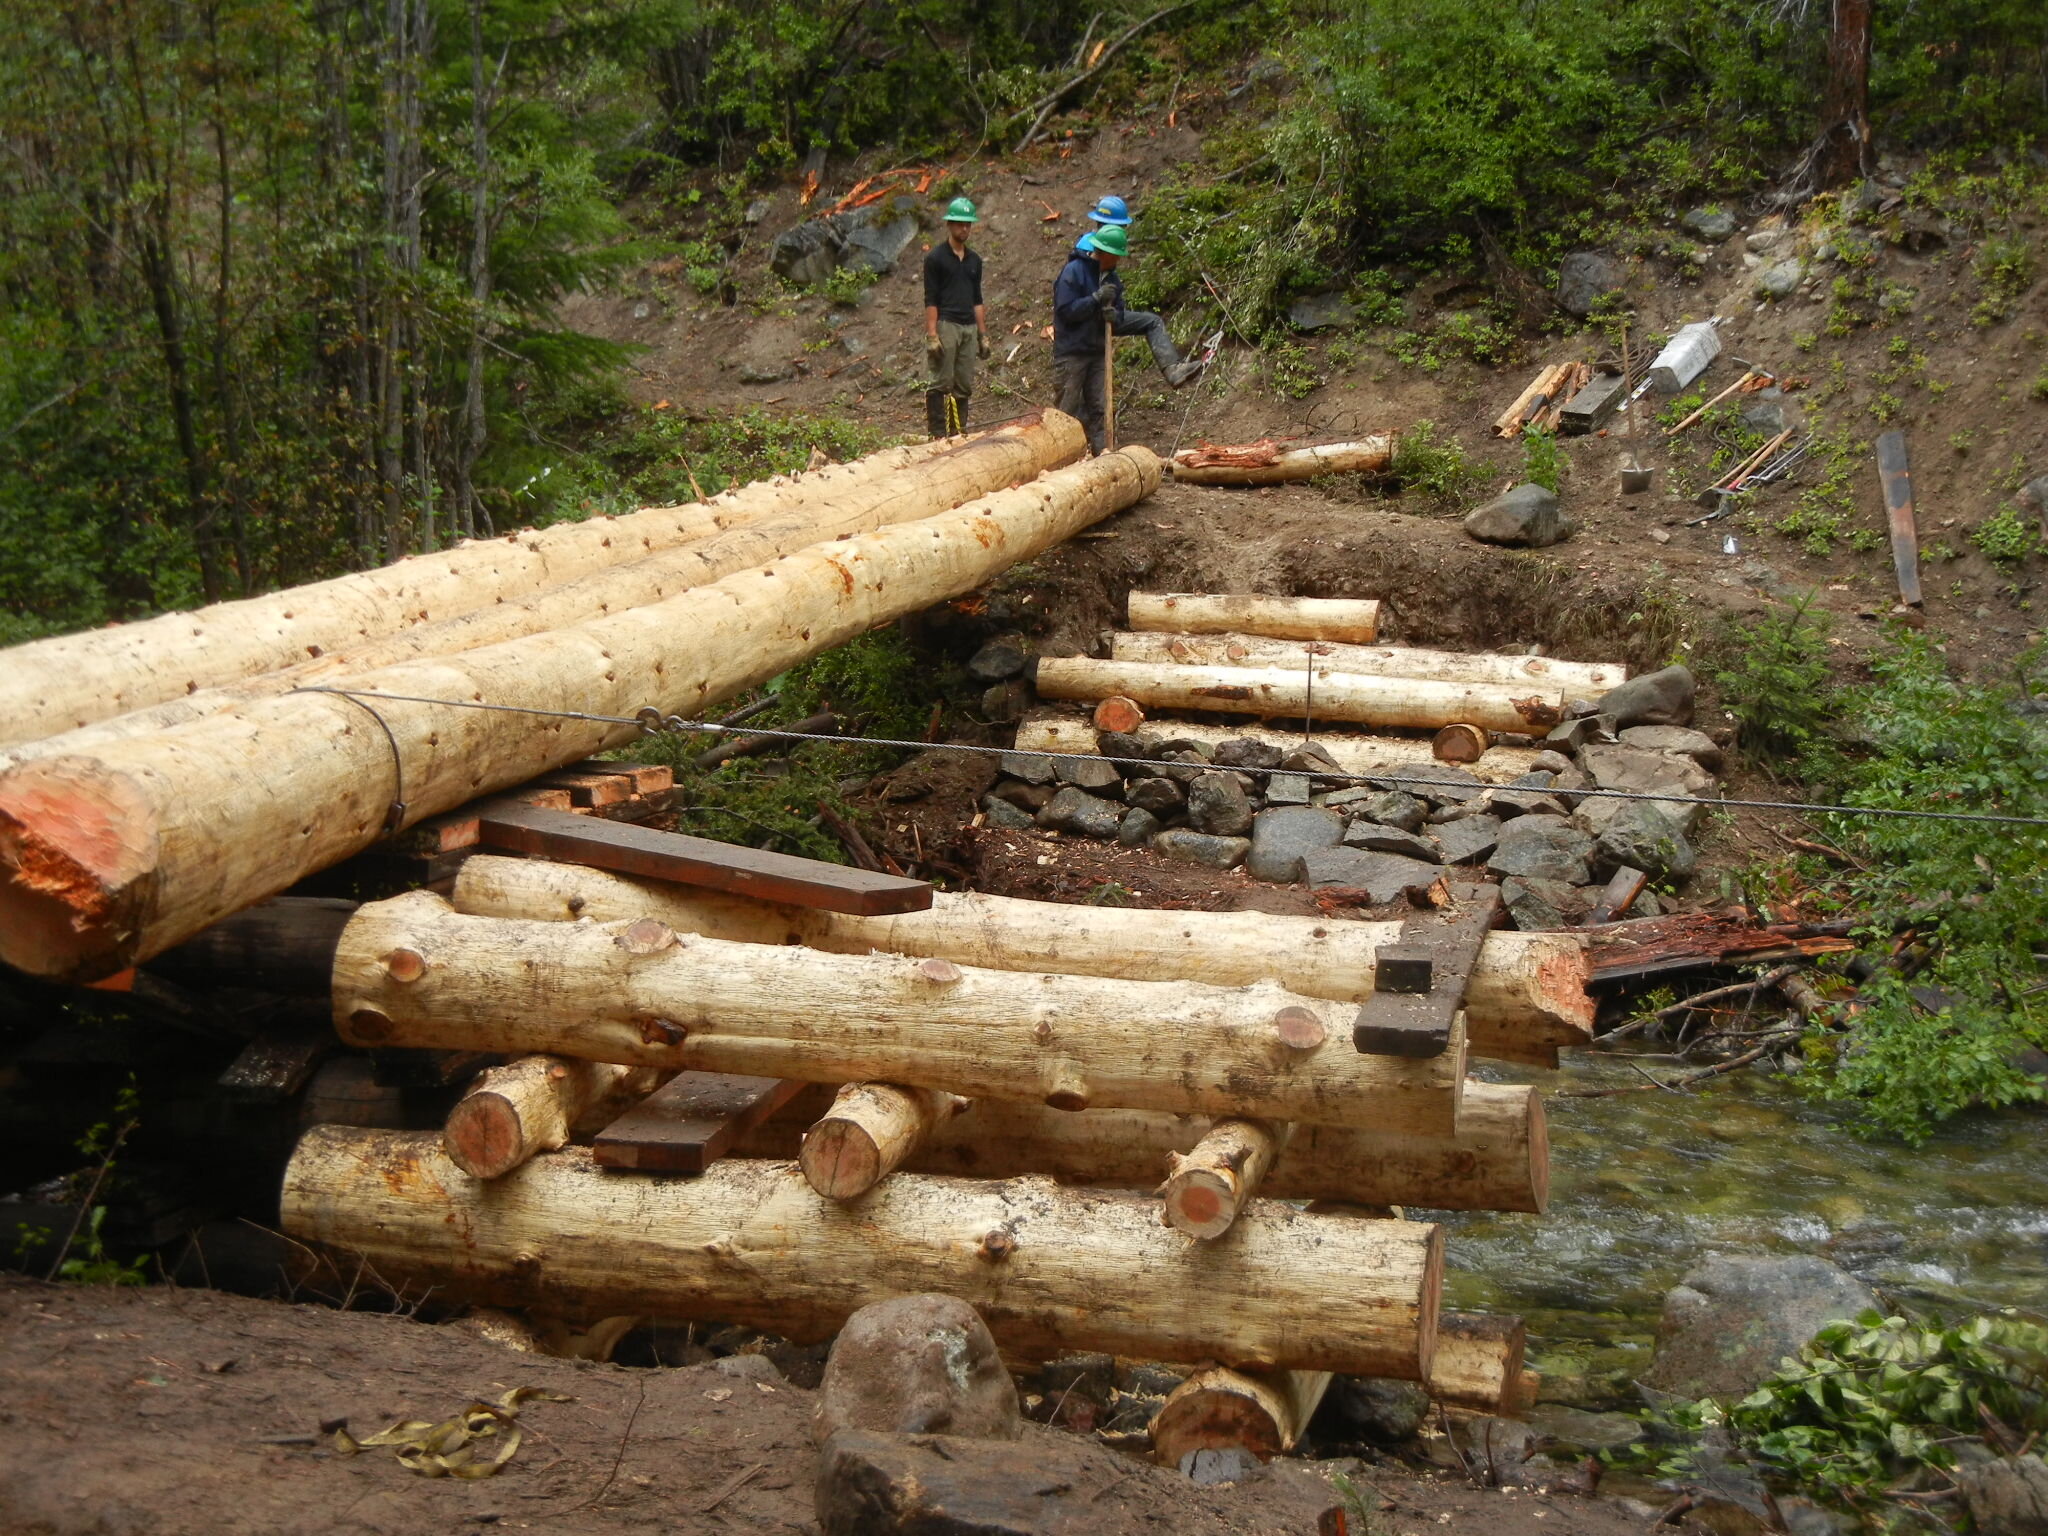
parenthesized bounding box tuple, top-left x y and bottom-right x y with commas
(1089, 195, 1132, 226)
(1075, 231, 1096, 254)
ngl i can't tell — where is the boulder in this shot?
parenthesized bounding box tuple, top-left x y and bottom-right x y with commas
(817, 1427, 1098, 1535)
(1118, 808, 1162, 848)
(1556, 251, 1624, 318)
(1263, 771, 1313, 805)
(1619, 725, 1724, 770)
(1501, 876, 1591, 932)
(1576, 742, 1716, 834)
(1358, 790, 1427, 832)
(1097, 730, 1148, 764)
(2019, 475, 2048, 514)
(1430, 813, 1502, 866)
(1642, 1255, 1878, 1399)
(1593, 801, 1697, 883)
(1383, 763, 1485, 806)
(1755, 259, 1805, 300)
(769, 218, 849, 287)
(1525, 1405, 1647, 1455)
(1301, 848, 1441, 905)
(738, 360, 794, 385)
(1213, 737, 1285, 770)
(1036, 787, 1124, 840)
(1287, 292, 1356, 332)
(1247, 807, 1346, 882)
(1529, 750, 1574, 776)
(999, 751, 1057, 785)
(1954, 1454, 2048, 1536)
(1544, 716, 1617, 755)
(980, 795, 1038, 832)
(1187, 771, 1256, 837)
(814, 1295, 1021, 1445)
(1342, 822, 1442, 862)
(1125, 776, 1186, 815)
(1682, 206, 1738, 241)
(1596, 664, 1696, 727)
(1487, 818, 1594, 884)
(990, 781, 1054, 813)
(1150, 829, 1250, 870)
(1181, 1447, 1266, 1486)
(966, 636, 1031, 683)
(1490, 772, 1567, 819)
(1464, 484, 1573, 549)
(1152, 747, 1211, 786)
(1321, 1376, 1431, 1446)
(1053, 755, 1124, 794)
(843, 213, 921, 275)
(1740, 394, 1789, 437)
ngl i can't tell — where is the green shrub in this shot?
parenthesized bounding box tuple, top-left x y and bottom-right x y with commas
(1974, 503, 2040, 563)
(1520, 427, 1563, 493)
(1706, 596, 1835, 766)
(1973, 235, 2037, 325)
(1389, 421, 1487, 508)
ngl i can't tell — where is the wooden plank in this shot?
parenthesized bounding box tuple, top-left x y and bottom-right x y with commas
(1876, 430, 1921, 607)
(476, 802, 934, 915)
(567, 760, 675, 795)
(535, 771, 634, 809)
(217, 1028, 335, 1102)
(1350, 883, 1501, 1057)
(593, 1072, 807, 1173)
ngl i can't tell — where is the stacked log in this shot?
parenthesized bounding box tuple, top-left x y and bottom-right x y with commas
(1108, 631, 1624, 696)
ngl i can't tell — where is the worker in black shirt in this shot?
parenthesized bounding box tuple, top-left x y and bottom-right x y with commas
(922, 197, 988, 437)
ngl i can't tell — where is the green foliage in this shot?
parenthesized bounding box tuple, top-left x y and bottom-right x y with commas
(47, 1075, 147, 1286)
(1266, 341, 1324, 399)
(1974, 503, 2041, 564)
(1520, 427, 1563, 494)
(57, 1206, 149, 1288)
(1388, 421, 1486, 509)
(821, 264, 880, 306)
(1972, 234, 2037, 326)
(1706, 595, 1835, 766)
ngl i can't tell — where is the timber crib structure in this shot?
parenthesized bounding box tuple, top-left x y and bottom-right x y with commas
(0, 411, 1605, 1464)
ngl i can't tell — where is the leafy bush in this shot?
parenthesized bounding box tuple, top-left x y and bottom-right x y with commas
(1520, 428, 1563, 493)
(1973, 503, 2040, 563)
(1388, 421, 1487, 509)
(1972, 234, 2037, 326)
(1706, 596, 1836, 766)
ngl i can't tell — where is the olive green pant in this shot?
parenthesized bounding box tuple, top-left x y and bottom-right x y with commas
(929, 319, 978, 399)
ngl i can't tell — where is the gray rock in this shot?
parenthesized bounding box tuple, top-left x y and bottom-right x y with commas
(1524, 1404, 1646, 1454)
(1323, 1376, 1431, 1446)
(1125, 776, 1185, 815)
(1682, 206, 1737, 241)
(2019, 474, 2048, 514)
(1549, 762, 1594, 809)
(1054, 755, 1124, 794)
(1264, 771, 1313, 805)
(966, 636, 1030, 682)
(1501, 876, 1591, 931)
(1321, 785, 1382, 810)
(1595, 664, 1696, 727)
(1283, 744, 1343, 776)
(1246, 806, 1345, 882)
(1593, 802, 1697, 883)
(1211, 736, 1283, 770)
(814, 1295, 1021, 1446)
(1576, 743, 1716, 835)
(817, 1426, 1127, 1536)
(1643, 1255, 1878, 1399)
(1116, 808, 1160, 848)
(744, 198, 773, 225)
(1954, 1455, 2048, 1536)
(1543, 715, 1616, 755)
(1740, 393, 1790, 437)
(738, 360, 793, 384)
(1556, 251, 1624, 318)
(713, 1351, 785, 1384)
(1187, 771, 1255, 837)
(1529, 750, 1574, 776)
(843, 213, 920, 275)
(980, 681, 1031, 722)
(1180, 1446, 1265, 1486)
(1287, 292, 1356, 332)
(1619, 724, 1724, 771)
(769, 218, 848, 286)
(1490, 772, 1567, 819)
(1342, 822, 1442, 862)
(1150, 829, 1249, 870)
(1431, 814, 1502, 866)
(999, 751, 1056, 785)
(1301, 848, 1441, 905)
(1744, 227, 1788, 255)
(1756, 258, 1805, 299)
(989, 781, 1053, 813)
(1464, 483, 1573, 549)
(1152, 748, 1210, 786)
(1384, 763, 1486, 805)
(979, 795, 1038, 832)
(1096, 730, 1148, 765)
(1488, 817, 1594, 884)
(1359, 790, 1427, 831)
(1036, 787, 1123, 839)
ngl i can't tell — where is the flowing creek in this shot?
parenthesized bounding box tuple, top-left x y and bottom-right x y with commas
(1428, 1050, 2048, 1409)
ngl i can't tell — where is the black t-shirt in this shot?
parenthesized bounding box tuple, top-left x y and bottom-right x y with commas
(922, 242, 984, 325)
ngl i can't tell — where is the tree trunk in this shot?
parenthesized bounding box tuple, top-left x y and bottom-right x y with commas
(447, 856, 1595, 1060)
(798, 1083, 963, 1199)
(1816, 0, 1874, 189)
(1109, 631, 1625, 696)
(1162, 1118, 1284, 1239)
(1170, 439, 1394, 485)
(1126, 592, 1380, 642)
(1011, 715, 1547, 787)
(1147, 1367, 1333, 1465)
(281, 1126, 1444, 1378)
(738, 1079, 1548, 1214)
(0, 413, 1078, 748)
(333, 892, 1467, 1133)
(1034, 658, 1566, 734)
(3, 414, 1086, 768)
(442, 1055, 659, 1179)
(0, 442, 1148, 980)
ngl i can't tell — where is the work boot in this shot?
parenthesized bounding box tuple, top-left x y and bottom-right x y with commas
(925, 389, 948, 438)
(1166, 357, 1207, 389)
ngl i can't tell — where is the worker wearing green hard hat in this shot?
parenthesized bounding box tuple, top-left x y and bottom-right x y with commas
(923, 196, 988, 438)
(1052, 221, 1206, 454)
(1069, 202, 1207, 400)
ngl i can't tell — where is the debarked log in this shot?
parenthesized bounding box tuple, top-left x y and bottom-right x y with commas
(1169, 438, 1393, 486)
(442, 1055, 661, 1179)
(1109, 631, 1624, 696)
(448, 856, 1594, 1060)
(799, 1083, 965, 1200)
(334, 891, 1467, 1134)
(1010, 715, 1544, 786)
(1126, 592, 1379, 643)
(1429, 1312, 1529, 1414)
(0, 445, 1160, 981)
(1034, 657, 1566, 734)
(1161, 1118, 1285, 1238)
(281, 1126, 1444, 1379)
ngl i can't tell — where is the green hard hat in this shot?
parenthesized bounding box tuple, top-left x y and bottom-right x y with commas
(1090, 224, 1128, 256)
(943, 196, 978, 224)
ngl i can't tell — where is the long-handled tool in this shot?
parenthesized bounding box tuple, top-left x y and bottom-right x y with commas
(1104, 309, 1117, 453)
(1619, 322, 1651, 494)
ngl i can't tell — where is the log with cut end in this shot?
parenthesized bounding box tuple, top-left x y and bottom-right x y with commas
(1126, 592, 1379, 643)
(1034, 657, 1566, 734)
(1428, 1313, 1528, 1414)
(334, 891, 1466, 1134)
(1432, 723, 1488, 764)
(442, 1055, 658, 1180)
(1108, 631, 1625, 695)
(1161, 1119, 1284, 1239)
(450, 856, 1594, 1061)
(736, 1080, 1547, 1214)
(281, 1126, 1444, 1379)
(3, 415, 1085, 772)
(799, 1083, 962, 1200)
(1012, 715, 1545, 787)
(1147, 1367, 1333, 1465)
(0, 445, 1157, 981)
(0, 432, 1002, 749)
(1170, 437, 1394, 486)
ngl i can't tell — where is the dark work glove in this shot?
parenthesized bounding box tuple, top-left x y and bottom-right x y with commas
(977, 331, 991, 361)
(1099, 276, 1124, 314)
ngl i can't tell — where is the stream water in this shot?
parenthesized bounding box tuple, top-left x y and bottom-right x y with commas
(1430, 1051, 2048, 1408)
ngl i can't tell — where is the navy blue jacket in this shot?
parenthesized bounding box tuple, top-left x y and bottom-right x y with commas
(1052, 254, 1123, 357)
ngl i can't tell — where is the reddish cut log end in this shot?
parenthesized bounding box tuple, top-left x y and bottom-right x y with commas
(1092, 696, 1146, 734)
(444, 1091, 525, 1179)
(1150, 1391, 1286, 1467)
(1431, 723, 1487, 764)
(0, 758, 160, 981)
(1271, 1006, 1327, 1050)
(1166, 1174, 1234, 1240)
(1536, 944, 1596, 1037)
(799, 1118, 881, 1200)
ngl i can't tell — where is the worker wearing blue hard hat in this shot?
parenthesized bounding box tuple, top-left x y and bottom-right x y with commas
(1054, 195, 1205, 449)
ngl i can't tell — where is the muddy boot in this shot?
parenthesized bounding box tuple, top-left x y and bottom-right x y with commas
(1166, 357, 1207, 388)
(925, 389, 948, 438)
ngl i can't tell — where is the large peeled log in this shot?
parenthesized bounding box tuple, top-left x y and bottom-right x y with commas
(1109, 631, 1624, 696)
(3, 414, 1086, 770)
(1034, 657, 1566, 734)
(333, 892, 1467, 1134)
(0, 443, 1157, 980)
(449, 856, 1594, 1065)
(281, 1126, 1444, 1379)
(1126, 592, 1380, 642)
(1012, 714, 1544, 786)
(1170, 438, 1393, 486)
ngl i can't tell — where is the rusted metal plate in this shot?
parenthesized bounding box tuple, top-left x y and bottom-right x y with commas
(1351, 882, 1501, 1057)
(476, 802, 933, 915)
(594, 1072, 807, 1173)
(1876, 430, 1921, 607)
